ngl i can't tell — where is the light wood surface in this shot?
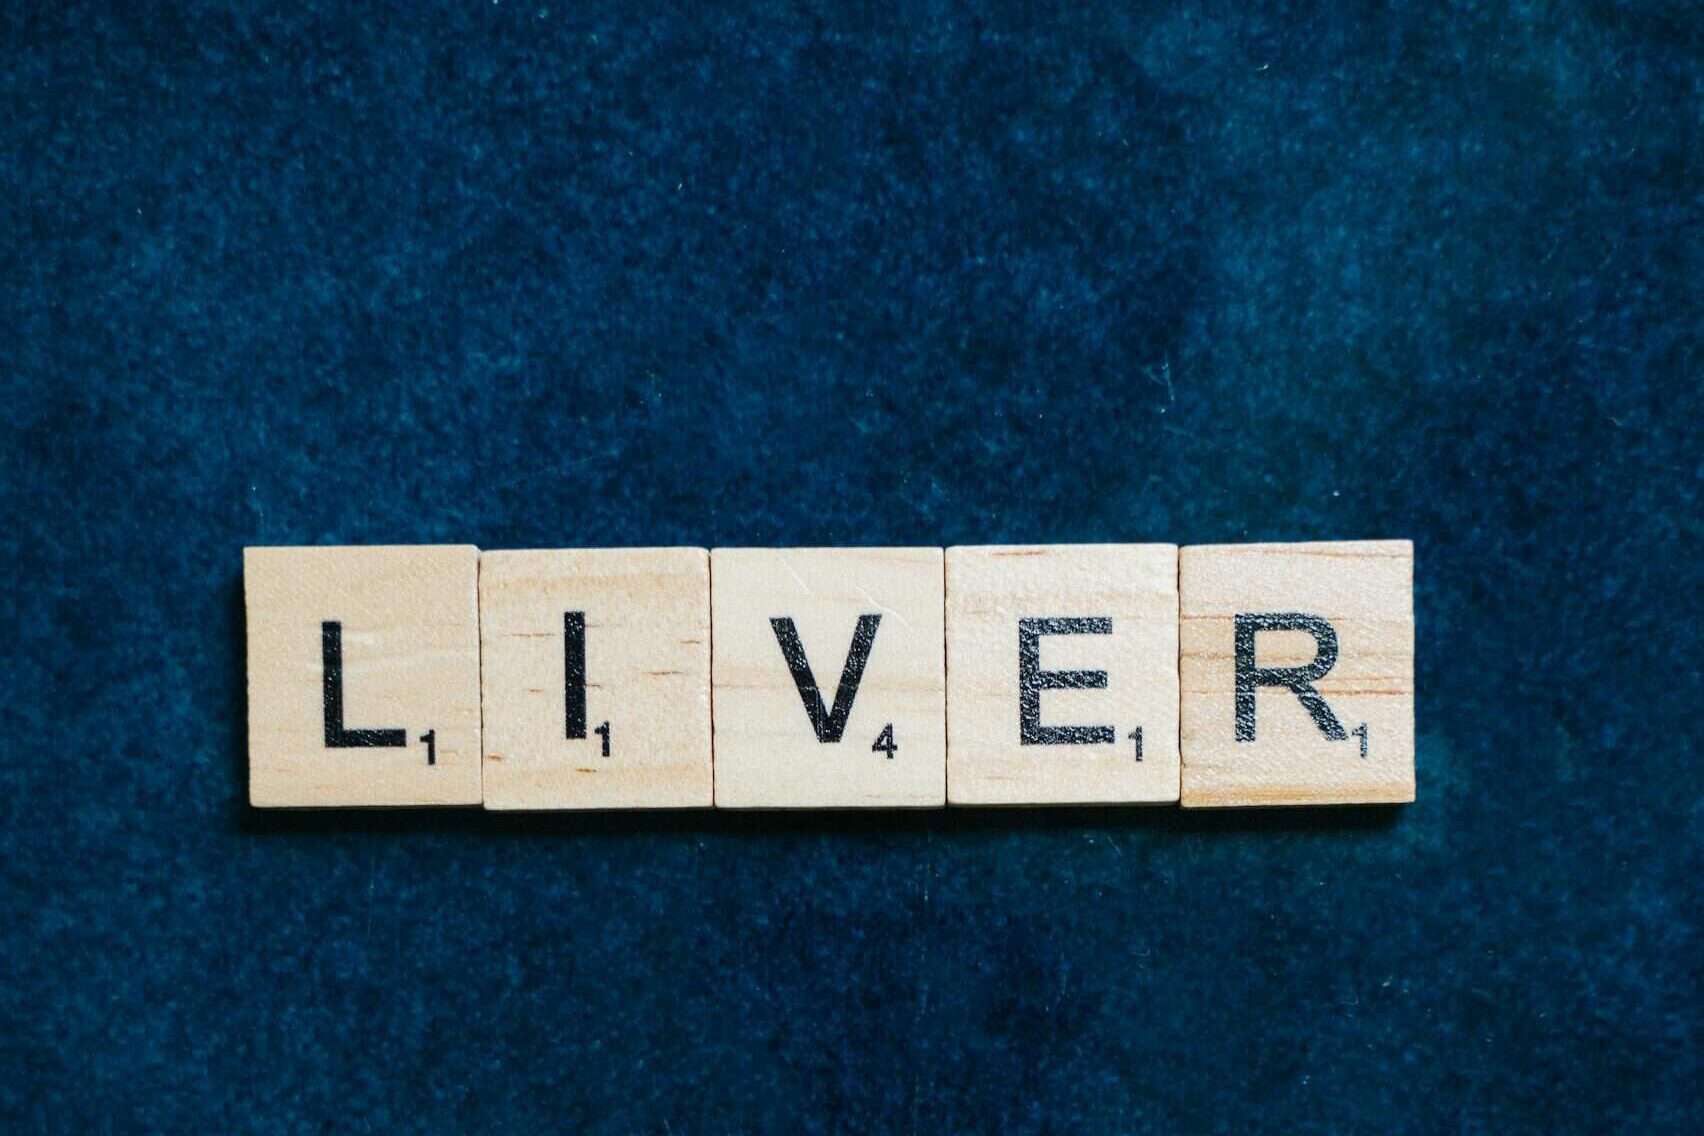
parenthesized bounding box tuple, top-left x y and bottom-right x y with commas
(244, 539, 1415, 811)
(479, 548, 712, 810)
(1179, 541, 1414, 807)
(947, 544, 1179, 805)
(711, 547, 946, 808)
(245, 545, 482, 807)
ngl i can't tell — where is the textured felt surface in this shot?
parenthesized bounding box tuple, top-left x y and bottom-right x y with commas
(2, 2, 1699, 1132)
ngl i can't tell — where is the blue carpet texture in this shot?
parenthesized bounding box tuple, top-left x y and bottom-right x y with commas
(2, 2, 1698, 1132)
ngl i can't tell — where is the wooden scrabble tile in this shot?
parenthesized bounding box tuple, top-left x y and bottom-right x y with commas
(1179, 540, 1414, 807)
(946, 544, 1179, 805)
(479, 548, 712, 810)
(711, 547, 945, 808)
(245, 545, 482, 807)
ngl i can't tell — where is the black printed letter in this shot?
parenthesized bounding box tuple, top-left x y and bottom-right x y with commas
(1018, 617, 1117, 745)
(770, 615, 882, 743)
(321, 621, 406, 748)
(564, 611, 587, 740)
(1234, 613, 1346, 742)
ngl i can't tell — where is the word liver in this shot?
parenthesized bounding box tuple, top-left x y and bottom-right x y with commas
(244, 541, 1415, 810)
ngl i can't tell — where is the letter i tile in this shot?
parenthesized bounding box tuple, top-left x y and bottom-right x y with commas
(479, 548, 712, 810)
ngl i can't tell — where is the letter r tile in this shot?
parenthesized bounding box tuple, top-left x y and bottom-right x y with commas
(245, 545, 482, 807)
(1179, 541, 1415, 807)
(710, 548, 946, 808)
(946, 545, 1179, 805)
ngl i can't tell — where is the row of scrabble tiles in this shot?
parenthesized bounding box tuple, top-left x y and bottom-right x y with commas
(245, 542, 1414, 810)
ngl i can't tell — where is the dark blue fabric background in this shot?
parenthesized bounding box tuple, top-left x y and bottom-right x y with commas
(2, 2, 1698, 1131)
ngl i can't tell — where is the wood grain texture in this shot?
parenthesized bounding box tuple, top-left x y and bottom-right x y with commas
(711, 547, 946, 808)
(245, 545, 482, 807)
(479, 548, 712, 810)
(1179, 540, 1414, 807)
(946, 544, 1179, 805)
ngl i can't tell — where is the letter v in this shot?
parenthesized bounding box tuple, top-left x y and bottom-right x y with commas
(769, 615, 882, 743)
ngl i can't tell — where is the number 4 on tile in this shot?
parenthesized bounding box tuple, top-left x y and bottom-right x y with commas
(872, 723, 897, 759)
